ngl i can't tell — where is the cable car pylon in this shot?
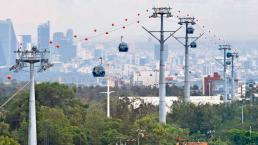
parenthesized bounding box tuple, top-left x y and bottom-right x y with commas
(226, 51, 239, 101)
(172, 17, 203, 102)
(142, 7, 181, 124)
(9, 46, 53, 145)
(219, 45, 231, 102)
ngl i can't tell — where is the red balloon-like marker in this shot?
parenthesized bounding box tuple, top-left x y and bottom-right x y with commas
(56, 44, 60, 48)
(7, 75, 12, 80)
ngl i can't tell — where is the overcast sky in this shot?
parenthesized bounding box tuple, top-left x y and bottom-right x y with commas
(0, 0, 257, 42)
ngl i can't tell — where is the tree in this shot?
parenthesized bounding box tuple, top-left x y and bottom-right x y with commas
(35, 82, 76, 108)
(0, 136, 19, 145)
(85, 103, 106, 145)
(209, 138, 229, 145)
(228, 129, 258, 145)
(37, 106, 74, 145)
(133, 115, 188, 145)
(100, 118, 126, 145)
(0, 122, 10, 136)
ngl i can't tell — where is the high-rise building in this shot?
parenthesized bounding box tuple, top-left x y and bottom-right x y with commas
(0, 19, 17, 66)
(37, 21, 50, 50)
(154, 44, 168, 61)
(18, 35, 31, 49)
(66, 29, 73, 41)
(53, 32, 65, 44)
(53, 30, 76, 62)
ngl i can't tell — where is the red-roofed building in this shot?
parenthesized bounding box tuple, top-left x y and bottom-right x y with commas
(204, 72, 221, 96)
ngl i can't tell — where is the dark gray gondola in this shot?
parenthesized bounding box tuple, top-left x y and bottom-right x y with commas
(190, 42, 197, 48)
(92, 57, 105, 77)
(226, 61, 231, 65)
(118, 36, 129, 52)
(118, 42, 129, 52)
(187, 27, 194, 34)
(92, 65, 105, 77)
(226, 52, 232, 58)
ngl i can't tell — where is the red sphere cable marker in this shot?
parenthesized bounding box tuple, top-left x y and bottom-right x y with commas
(56, 44, 60, 48)
(7, 75, 12, 80)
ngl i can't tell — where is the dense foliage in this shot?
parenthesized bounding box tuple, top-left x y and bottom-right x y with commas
(0, 82, 258, 145)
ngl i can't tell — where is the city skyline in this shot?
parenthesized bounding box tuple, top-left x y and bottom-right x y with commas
(1, 2, 258, 145)
(0, 0, 257, 42)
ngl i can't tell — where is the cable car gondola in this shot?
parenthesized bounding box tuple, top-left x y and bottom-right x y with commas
(118, 36, 129, 52)
(190, 42, 197, 48)
(92, 57, 106, 77)
(187, 27, 194, 34)
(226, 52, 232, 58)
(226, 61, 231, 65)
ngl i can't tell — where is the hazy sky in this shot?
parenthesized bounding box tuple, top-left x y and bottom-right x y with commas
(0, 0, 257, 42)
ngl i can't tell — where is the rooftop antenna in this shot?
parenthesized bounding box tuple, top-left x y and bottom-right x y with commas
(10, 46, 53, 145)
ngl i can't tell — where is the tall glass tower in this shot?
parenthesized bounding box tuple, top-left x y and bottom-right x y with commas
(37, 21, 50, 50)
(0, 19, 17, 66)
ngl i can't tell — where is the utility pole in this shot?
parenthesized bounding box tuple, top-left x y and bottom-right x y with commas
(219, 45, 231, 102)
(100, 63, 114, 118)
(142, 7, 181, 124)
(242, 100, 244, 124)
(173, 17, 203, 101)
(10, 46, 53, 145)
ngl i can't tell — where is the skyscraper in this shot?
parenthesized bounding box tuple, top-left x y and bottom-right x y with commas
(66, 29, 73, 41)
(0, 19, 17, 66)
(53, 32, 65, 44)
(18, 35, 32, 49)
(53, 30, 76, 62)
(37, 21, 50, 50)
